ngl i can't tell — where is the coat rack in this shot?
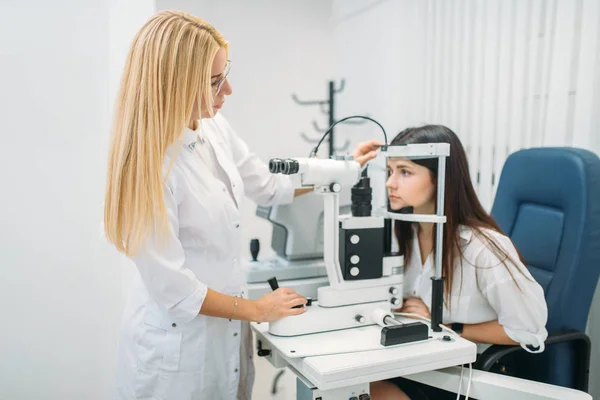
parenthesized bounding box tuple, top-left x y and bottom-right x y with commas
(292, 79, 367, 157)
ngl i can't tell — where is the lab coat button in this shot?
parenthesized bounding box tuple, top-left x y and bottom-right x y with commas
(233, 332, 238, 337)
(235, 224, 240, 228)
(234, 368, 238, 373)
(172, 323, 177, 328)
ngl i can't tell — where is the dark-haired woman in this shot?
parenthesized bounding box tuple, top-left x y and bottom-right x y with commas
(353, 126, 548, 400)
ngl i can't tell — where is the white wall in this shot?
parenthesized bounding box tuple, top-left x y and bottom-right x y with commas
(0, 1, 157, 399)
(420, 0, 600, 210)
(0, 2, 116, 399)
(331, 0, 428, 207)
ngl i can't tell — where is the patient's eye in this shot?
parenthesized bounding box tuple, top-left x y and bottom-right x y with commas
(399, 168, 411, 176)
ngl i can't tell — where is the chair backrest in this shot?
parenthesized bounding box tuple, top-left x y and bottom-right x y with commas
(491, 147, 600, 333)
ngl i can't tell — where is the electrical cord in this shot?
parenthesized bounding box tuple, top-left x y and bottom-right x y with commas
(310, 115, 388, 157)
(393, 312, 473, 399)
(465, 363, 473, 400)
(456, 364, 464, 400)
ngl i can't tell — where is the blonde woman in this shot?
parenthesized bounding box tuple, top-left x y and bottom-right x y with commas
(105, 11, 309, 399)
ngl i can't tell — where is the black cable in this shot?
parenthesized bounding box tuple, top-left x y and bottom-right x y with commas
(271, 369, 285, 394)
(310, 115, 388, 157)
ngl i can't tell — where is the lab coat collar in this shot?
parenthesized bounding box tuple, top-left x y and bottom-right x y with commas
(182, 127, 197, 147)
(181, 120, 208, 150)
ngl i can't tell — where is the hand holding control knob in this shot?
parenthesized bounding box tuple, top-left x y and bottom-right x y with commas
(267, 276, 309, 309)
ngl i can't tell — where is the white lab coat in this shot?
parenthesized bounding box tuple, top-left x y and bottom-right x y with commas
(114, 114, 294, 400)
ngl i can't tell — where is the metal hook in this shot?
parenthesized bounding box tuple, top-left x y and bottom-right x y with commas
(299, 132, 322, 143)
(311, 120, 327, 133)
(334, 79, 346, 93)
(291, 94, 328, 106)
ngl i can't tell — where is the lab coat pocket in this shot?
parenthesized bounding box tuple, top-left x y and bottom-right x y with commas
(137, 310, 182, 372)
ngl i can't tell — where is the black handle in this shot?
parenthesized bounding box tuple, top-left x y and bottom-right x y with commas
(430, 277, 445, 332)
(267, 277, 279, 291)
(268, 276, 307, 309)
(250, 238, 260, 261)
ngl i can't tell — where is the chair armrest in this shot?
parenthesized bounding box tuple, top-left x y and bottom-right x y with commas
(474, 329, 591, 392)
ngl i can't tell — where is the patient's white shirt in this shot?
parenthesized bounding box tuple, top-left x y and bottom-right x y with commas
(402, 225, 548, 352)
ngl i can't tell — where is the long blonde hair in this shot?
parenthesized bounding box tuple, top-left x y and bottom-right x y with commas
(104, 10, 228, 256)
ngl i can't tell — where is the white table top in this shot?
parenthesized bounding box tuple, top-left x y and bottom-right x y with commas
(252, 317, 477, 391)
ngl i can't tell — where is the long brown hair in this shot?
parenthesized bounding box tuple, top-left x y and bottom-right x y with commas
(391, 125, 525, 303)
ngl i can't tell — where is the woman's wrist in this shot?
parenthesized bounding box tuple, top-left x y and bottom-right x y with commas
(239, 298, 262, 322)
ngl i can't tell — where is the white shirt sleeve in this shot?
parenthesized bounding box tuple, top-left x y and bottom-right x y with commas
(131, 173, 208, 323)
(475, 233, 549, 353)
(218, 115, 295, 206)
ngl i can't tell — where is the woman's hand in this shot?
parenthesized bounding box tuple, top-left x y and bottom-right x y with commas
(254, 288, 307, 322)
(352, 139, 384, 167)
(399, 297, 431, 319)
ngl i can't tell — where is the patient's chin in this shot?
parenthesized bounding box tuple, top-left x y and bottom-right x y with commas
(389, 201, 405, 211)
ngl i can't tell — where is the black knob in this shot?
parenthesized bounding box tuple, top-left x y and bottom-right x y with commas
(351, 176, 373, 217)
(329, 182, 342, 192)
(269, 159, 283, 173)
(257, 348, 271, 357)
(281, 159, 299, 175)
(250, 238, 260, 261)
(292, 296, 312, 309)
(267, 276, 279, 291)
(257, 340, 272, 357)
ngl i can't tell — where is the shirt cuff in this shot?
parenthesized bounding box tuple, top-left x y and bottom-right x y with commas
(504, 326, 547, 353)
(274, 176, 295, 205)
(168, 281, 208, 323)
